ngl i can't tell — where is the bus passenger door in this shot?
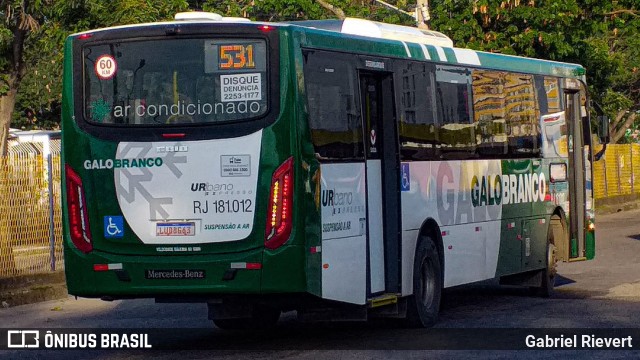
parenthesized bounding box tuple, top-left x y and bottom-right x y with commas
(565, 89, 586, 259)
(359, 72, 401, 295)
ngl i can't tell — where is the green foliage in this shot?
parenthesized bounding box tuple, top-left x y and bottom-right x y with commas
(199, 0, 417, 24)
(430, 0, 583, 58)
(13, 19, 65, 129)
(202, 0, 324, 21)
(602, 90, 633, 118)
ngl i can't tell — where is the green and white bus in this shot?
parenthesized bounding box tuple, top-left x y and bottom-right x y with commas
(62, 12, 608, 328)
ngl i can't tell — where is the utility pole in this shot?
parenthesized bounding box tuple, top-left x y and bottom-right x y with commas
(415, 0, 431, 29)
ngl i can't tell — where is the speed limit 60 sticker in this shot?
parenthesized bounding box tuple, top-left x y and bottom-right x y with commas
(95, 55, 117, 80)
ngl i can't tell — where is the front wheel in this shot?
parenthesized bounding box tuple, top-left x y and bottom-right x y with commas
(535, 223, 558, 297)
(406, 235, 442, 327)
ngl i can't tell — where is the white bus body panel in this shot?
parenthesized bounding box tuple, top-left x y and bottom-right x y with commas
(400, 160, 504, 296)
(320, 163, 367, 305)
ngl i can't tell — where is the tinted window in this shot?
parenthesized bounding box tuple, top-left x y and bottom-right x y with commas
(83, 39, 268, 125)
(544, 77, 562, 113)
(304, 52, 363, 160)
(504, 73, 539, 156)
(472, 70, 508, 156)
(397, 62, 438, 160)
(435, 66, 475, 158)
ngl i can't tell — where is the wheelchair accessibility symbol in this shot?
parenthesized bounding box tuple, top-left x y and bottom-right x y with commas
(401, 163, 410, 192)
(104, 216, 124, 238)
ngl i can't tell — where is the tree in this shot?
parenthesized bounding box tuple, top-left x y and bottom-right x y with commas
(199, 0, 410, 24)
(0, 0, 47, 156)
(0, 0, 49, 276)
(12, 17, 66, 131)
(592, 3, 640, 143)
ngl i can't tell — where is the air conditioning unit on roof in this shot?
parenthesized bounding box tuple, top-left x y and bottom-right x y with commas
(341, 18, 453, 47)
(174, 12, 223, 21)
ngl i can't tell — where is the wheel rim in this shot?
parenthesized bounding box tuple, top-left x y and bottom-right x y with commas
(419, 254, 436, 308)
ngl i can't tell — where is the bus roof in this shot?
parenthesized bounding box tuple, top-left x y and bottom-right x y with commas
(286, 20, 585, 79)
(289, 18, 454, 47)
(71, 12, 585, 80)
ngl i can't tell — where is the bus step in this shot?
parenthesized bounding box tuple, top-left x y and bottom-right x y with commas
(368, 294, 398, 308)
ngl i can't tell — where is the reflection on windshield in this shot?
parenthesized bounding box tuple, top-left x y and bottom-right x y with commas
(83, 39, 268, 125)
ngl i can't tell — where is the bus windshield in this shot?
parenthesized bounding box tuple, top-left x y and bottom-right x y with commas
(83, 38, 268, 125)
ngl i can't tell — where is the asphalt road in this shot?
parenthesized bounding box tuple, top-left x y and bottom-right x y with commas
(2, 209, 640, 359)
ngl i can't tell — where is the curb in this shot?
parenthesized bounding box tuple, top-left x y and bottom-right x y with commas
(595, 194, 640, 215)
(595, 202, 640, 215)
(0, 272, 68, 308)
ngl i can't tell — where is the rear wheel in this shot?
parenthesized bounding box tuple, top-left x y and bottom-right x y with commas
(212, 306, 280, 330)
(406, 235, 442, 327)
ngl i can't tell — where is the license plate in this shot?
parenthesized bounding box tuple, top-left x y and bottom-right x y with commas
(156, 222, 196, 236)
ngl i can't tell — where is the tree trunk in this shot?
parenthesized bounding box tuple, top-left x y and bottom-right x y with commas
(315, 0, 346, 19)
(0, 88, 17, 157)
(611, 111, 637, 144)
(0, 88, 18, 276)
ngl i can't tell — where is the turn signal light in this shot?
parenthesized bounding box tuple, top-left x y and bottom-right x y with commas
(65, 164, 93, 253)
(265, 157, 293, 250)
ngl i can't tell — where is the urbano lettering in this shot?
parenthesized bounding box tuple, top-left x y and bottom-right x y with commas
(321, 189, 353, 207)
(190, 182, 234, 192)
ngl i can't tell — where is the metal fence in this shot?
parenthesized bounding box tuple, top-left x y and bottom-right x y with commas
(0, 136, 62, 279)
(592, 144, 640, 199)
(0, 138, 637, 279)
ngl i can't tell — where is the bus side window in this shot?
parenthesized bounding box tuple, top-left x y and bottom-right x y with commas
(544, 76, 562, 113)
(471, 69, 508, 157)
(537, 76, 569, 158)
(504, 73, 539, 157)
(435, 65, 476, 160)
(303, 52, 363, 161)
(396, 61, 438, 161)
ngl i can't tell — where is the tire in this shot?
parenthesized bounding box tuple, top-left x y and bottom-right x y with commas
(213, 306, 280, 330)
(406, 235, 442, 328)
(536, 222, 558, 297)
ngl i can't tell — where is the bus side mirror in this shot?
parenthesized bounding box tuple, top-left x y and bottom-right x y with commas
(597, 115, 610, 144)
